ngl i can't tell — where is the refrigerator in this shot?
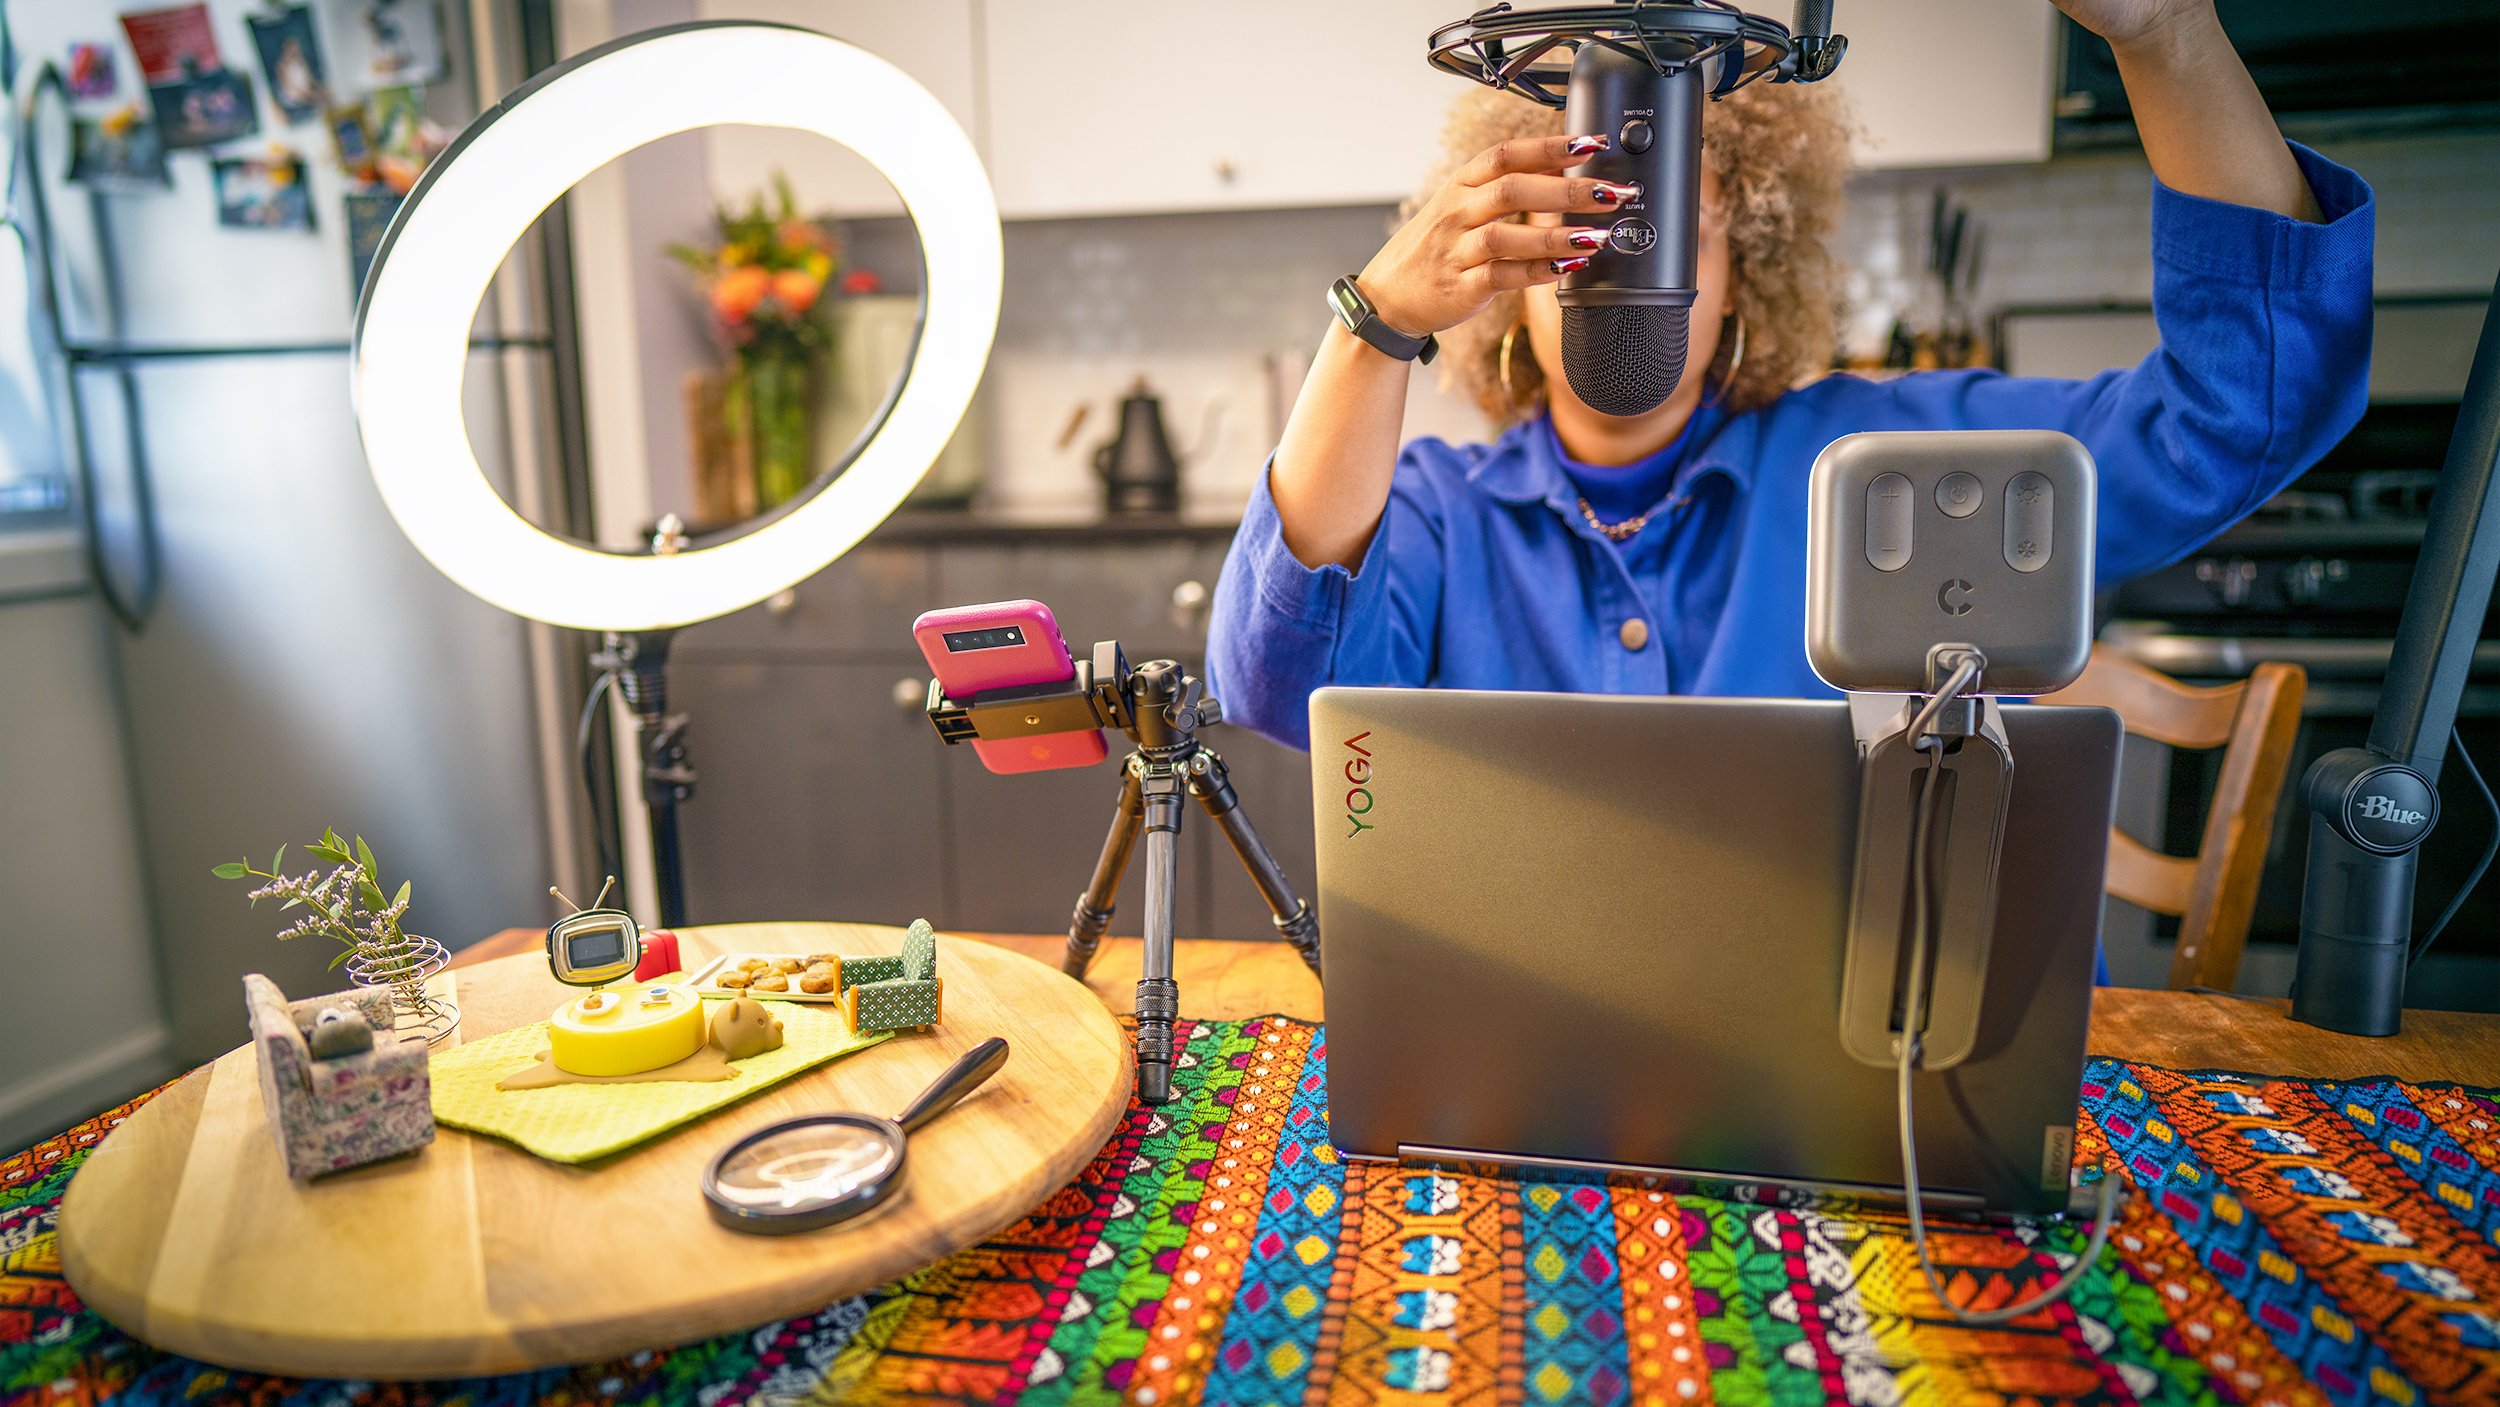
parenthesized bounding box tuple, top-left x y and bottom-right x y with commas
(6, 0, 560, 1067)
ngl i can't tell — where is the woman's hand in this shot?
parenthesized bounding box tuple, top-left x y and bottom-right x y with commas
(1354, 133, 1639, 339)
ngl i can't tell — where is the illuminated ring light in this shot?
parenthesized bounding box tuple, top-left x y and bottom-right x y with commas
(353, 22, 1001, 632)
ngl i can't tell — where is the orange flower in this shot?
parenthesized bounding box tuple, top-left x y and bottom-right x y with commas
(769, 269, 822, 315)
(713, 265, 772, 322)
(776, 219, 825, 253)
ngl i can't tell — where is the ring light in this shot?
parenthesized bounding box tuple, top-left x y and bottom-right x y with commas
(352, 22, 1002, 631)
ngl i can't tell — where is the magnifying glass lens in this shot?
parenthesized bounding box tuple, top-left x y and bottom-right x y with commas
(711, 1122, 899, 1213)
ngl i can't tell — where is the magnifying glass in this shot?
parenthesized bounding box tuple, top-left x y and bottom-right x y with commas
(702, 1037, 1009, 1234)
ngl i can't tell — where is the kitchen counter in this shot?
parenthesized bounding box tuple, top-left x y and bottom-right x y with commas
(872, 506, 1244, 544)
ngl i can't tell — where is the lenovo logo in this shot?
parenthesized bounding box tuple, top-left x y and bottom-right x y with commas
(1343, 731, 1375, 837)
(2357, 794, 2427, 827)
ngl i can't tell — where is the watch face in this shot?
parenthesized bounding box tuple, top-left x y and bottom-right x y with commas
(1329, 278, 1365, 328)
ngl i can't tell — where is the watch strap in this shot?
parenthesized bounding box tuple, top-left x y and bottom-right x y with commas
(1329, 276, 1437, 365)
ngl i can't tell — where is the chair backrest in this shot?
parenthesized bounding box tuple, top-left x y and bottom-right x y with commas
(2038, 645, 2307, 989)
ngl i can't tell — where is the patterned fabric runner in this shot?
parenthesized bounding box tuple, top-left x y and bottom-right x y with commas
(6, 1016, 2499, 1406)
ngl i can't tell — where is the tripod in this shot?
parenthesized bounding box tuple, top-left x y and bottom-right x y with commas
(926, 643, 1321, 1104)
(1063, 659, 1321, 1104)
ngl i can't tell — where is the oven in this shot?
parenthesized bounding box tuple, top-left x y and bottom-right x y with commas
(2004, 296, 2499, 1009)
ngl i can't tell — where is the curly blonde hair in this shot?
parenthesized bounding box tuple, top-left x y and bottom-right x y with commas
(1419, 79, 1852, 424)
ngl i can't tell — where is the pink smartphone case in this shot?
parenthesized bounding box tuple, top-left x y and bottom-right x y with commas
(912, 600, 1108, 774)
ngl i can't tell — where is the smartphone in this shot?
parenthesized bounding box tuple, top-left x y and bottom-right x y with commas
(912, 599, 1109, 774)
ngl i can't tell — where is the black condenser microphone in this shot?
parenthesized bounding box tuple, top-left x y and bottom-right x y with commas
(1559, 42, 1707, 418)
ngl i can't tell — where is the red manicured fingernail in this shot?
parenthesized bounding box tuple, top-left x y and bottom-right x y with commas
(1550, 256, 1592, 275)
(1568, 228, 1607, 250)
(1592, 182, 1640, 205)
(1566, 134, 1609, 157)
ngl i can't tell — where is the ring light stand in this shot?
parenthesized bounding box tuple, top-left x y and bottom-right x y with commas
(351, 23, 1002, 929)
(2293, 272, 2500, 1035)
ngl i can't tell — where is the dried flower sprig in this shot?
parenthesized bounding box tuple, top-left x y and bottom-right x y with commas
(215, 828, 417, 972)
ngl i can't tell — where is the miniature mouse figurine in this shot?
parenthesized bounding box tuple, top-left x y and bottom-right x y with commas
(306, 1005, 375, 1060)
(709, 995, 786, 1060)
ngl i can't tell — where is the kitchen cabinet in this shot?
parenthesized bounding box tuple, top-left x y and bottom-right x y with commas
(694, 0, 983, 218)
(673, 655, 951, 926)
(673, 528, 1316, 943)
(1825, 0, 2058, 169)
(978, 0, 1462, 218)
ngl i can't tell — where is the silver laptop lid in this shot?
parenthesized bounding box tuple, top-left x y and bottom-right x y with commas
(1309, 687, 2121, 1216)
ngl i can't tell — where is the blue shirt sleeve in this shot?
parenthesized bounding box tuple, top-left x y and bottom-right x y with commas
(1857, 143, 2374, 581)
(1206, 452, 1449, 750)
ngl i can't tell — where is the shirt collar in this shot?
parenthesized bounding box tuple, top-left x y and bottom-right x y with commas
(1465, 406, 1762, 512)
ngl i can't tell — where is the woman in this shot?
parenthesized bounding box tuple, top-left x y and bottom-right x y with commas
(1207, 0, 2373, 751)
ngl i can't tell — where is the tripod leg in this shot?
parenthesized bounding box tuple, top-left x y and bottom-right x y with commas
(1066, 762, 1146, 980)
(1133, 774, 1185, 1106)
(1185, 748, 1322, 976)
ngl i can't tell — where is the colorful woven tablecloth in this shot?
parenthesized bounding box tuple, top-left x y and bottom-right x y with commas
(7, 1015, 2499, 1406)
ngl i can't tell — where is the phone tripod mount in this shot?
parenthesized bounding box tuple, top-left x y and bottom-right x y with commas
(928, 640, 1322, 1105)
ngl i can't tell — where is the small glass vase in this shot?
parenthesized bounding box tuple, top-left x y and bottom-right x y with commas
(742, 346, 817, 510)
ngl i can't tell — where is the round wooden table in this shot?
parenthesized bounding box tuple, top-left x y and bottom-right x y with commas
(55, 922, 1132, 1378)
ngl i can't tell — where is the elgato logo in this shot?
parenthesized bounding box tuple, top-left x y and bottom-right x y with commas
(2357, 794, 2428, 827)
(1938, 579, 1975, 616)
(1343, 731, 1375, 837)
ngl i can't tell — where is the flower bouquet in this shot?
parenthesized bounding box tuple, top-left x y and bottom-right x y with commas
(670, 173, 841, 511)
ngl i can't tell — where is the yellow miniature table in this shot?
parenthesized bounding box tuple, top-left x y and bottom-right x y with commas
(54, 922, 1131, 1378)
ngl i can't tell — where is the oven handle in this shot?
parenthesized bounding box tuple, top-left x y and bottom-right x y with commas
(2102, 628, 2500, 680)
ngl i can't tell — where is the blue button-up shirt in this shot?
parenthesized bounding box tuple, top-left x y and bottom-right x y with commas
(1210, 144, 2375, 751)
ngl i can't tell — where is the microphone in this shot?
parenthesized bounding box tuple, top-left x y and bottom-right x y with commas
(1559, 43, 1707, 418)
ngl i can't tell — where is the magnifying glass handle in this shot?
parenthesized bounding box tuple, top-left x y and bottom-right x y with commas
(894, 1037, 1010, 1134)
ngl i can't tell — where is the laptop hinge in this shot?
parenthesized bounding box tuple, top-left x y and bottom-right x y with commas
(1391, 1142, 1991, 1217)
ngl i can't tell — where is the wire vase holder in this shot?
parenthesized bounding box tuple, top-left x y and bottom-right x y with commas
(346, 932, 461, 1044)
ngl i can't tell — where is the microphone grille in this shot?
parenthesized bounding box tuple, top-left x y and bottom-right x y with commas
(1559, 304, 1690, 418)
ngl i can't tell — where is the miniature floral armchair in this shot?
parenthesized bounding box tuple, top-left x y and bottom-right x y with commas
(244, 973, 434, 1180)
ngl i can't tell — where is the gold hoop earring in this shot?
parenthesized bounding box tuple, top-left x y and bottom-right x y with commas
(1497, 319, 1523, 413)
(1705, 311, 1747, 408)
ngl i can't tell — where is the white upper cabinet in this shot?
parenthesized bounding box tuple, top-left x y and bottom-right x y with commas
(695, 0, 983, 217)
(1825, 0, 2059, 169)
(980, 0, 1467, 218)
(709, 1, 2060, 222)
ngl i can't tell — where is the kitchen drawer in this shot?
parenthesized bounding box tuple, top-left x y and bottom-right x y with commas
(941, 750, 1217, 938)
(674, 657, 951, 926)
(932, 540, 1228, 661)
(675, 544, 934, 658)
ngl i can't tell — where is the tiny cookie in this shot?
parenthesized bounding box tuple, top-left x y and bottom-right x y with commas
(714, 968, 752, 989)
(770, 957, 805, 975)
(751, 971, 790, 992)
(797, 961, 841, 995)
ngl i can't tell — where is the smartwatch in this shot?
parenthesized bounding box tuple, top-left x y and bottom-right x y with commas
(1328, 276, 1437, 365)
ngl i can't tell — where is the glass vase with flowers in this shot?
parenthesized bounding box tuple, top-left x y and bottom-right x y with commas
(670, 174, 840, 511)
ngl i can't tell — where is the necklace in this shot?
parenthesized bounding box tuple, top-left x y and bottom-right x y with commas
(1577, 495, 1685, 542)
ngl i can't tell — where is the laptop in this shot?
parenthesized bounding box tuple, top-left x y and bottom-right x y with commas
(1308, 687, 2122, 1217)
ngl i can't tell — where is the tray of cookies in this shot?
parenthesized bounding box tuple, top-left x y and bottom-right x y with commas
(685, 952, 853, 1002)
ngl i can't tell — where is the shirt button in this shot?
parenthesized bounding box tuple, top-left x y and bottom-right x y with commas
(1619, 618, 1650, 651)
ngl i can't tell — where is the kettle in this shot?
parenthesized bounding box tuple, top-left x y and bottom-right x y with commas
(1092, 378, 1184, 515)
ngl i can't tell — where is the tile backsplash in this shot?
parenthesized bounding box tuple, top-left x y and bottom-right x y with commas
(836, 128, 2500, 519)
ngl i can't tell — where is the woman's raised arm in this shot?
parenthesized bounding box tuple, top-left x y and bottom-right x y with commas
(1270, 133, 1629, 570)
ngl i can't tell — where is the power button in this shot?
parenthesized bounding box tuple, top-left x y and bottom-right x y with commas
(1620, 119, 1653, 155)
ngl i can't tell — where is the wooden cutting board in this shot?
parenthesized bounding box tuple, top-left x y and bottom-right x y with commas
(57, 922, 1132, 1378)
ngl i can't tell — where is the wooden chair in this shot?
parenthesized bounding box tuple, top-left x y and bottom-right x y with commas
(2039, 645, 2307, 989)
